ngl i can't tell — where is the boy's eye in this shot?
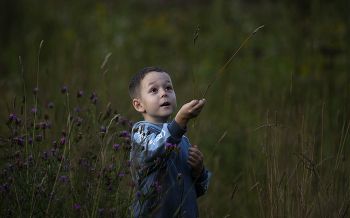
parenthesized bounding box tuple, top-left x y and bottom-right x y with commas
(165, 86, 173, 90)
(150, 88, 157, 93)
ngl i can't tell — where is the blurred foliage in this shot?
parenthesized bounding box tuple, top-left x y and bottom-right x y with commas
(1, 0, 350, 216)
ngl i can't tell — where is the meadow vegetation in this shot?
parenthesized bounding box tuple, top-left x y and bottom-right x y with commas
(1, 0, 349, 217)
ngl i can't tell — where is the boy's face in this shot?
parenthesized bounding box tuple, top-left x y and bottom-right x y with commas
(133, 71, 177, 123)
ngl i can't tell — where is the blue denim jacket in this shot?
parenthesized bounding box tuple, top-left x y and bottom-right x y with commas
(130, 120, 211, 218)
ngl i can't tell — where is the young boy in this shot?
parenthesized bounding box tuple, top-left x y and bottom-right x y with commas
(129, 67, 211, 217)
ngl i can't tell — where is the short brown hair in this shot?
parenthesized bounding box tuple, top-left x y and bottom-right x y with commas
(129, 67, 167, 99)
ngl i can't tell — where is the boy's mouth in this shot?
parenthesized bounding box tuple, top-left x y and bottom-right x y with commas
(160, 102, 170, 107)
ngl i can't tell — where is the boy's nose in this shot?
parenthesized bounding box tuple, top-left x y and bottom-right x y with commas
(159, 88, 167, 98)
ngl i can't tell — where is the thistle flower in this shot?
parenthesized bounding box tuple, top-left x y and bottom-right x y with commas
(8, 114, 15, 122)
(60, 138, 66, 145)
(28, 138, 33, 144)
(77, 91, 83, 98)
(74, 204, 81, 210)
(15, 118, 21, 125)
(126, 160, 131, 167)
(13, 129, 18, 135)
(61, 86, 68, 93)
(74, 107, 81, 112)
(114, 144, 120, 150)
(47, 102, 54, 108)
(101, 126, 106, 132)
(58, 176, 68, 183)
(118, 174, 125, 180)
(128, 120, 134, 126)
(108, 165, 114, 171)
(51, 149, 57, 156)
(136, 190, 142, 198)
(155, 157, 161, 164)
(43, 151, 49, 159)
(76, 117, 83, 126)
(99, 132, 105, 138)
(31, 108, 38, 113)
(36, 135, 43, 142)
(92, 97, 98, 104)
(156, 185, 162, 193)
(151, 182, 158, 188)
(53, 141, 58, 148)
(77, 133, 82, 139)
(47, 121, 52, 127)
(33, 87, 38, 94)
(40, 122, 47, 129)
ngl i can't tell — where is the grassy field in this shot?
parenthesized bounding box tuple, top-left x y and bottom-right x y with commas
(1, 0, 349, 217)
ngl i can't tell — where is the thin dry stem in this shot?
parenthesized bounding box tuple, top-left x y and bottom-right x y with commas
(202, 25, 264, 99)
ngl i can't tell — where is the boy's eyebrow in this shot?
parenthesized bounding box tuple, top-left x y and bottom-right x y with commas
(147, 80, 171, 86)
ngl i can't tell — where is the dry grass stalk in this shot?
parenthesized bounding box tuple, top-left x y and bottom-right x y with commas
(202, 25, 264, 99)
(101, 52, 112, 70)
(290, 72, 293, 95)
(230, 183, 237, 200)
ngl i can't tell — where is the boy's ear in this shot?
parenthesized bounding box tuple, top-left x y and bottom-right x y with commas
(133, 99, 145, 113)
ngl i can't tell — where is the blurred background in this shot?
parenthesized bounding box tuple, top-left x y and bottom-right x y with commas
(1, 0, 349, 216)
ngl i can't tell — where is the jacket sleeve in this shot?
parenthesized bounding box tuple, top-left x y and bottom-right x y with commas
(130, 119, 187, 179)
(192, 166, 211, 198)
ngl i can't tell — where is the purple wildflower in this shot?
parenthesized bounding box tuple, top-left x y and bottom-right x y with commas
(101, 126, 106, 132)
(128, 120, 134, 126)
(40, 122, 47, 129)
(15, 118, 21, 125)
(77, 91, 83, 98)
(2, 170, 7, 177)
(36, 135, 42, 142)
(114, 144, 120, 150)
(118, 174, 125, 180)
(53, 141, 58, 148)
(156, 185, 162, 193)
(33, 87, 38, 94)
(28, 138, 33, 143)
(51, 149, 57, 156)
(92, 97, 98, 104)
(60, 138, 66, 145)
(108, 165, 114, 171)
(47, 121, 52, 127)
(31, 108, 38, 113)
(151, 182, 158, 188)
(136, 190, 142, 198)
(9, 114, 15, 121)
(155, 157, 161, 164)
(74, 204, 81, 210)
(28, 155, 33, 159)
(47, 102, 54, 108)
(43, 151, 49, 159)
(85, 181, 90, 188)
(61, 86, 68, 93)
(121, 119, 127, 125)
(98, 209, 104, 215)
(8, 164, 13, 171)
(99, 132, 105, 138)
(74, 107, 81, 112)
(58, 176, 68, 183)
(126, 160, 131, 167)
(13, 129, 18, 135)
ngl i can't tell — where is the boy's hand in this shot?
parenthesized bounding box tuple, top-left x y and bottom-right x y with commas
(175, 99, 206, 128)
(187, 145, 204, 177)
